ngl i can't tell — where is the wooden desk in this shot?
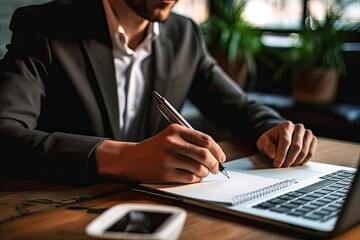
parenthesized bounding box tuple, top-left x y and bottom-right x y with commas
(0, 137, 359, 240)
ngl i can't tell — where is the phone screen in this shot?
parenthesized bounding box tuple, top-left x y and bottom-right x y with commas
(106, 211, 172, 234)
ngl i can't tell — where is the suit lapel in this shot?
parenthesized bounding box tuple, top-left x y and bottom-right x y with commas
(147, 30, 174, 137)
(82, 39, 121, 140)
(74, 0, 121, 139)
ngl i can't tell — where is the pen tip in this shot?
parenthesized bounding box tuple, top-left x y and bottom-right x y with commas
(223, 169, 230, 179)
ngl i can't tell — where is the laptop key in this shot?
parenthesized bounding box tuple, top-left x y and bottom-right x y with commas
(331, 184, 347, 188)
(304, 213, 324, 220)
(307, 192, 325, 198)
(332, 192, 347, 197)
(295, 180, 336, 194)
(336, 182, 350, 187)
(287, 210, 306, 217)
(330, 176, 346, 180)
(309, 201, 326, 207)
(296, 207, 313, 213)
(253, 202, 276, 209)
(278, 195, 296, 201)
(286, 192, 303, 197)
(316, 198, 332, 204)
(322, 186, 339, 191)
(329, 193, 343, 199)
(329, 203, 343, 209)
(314, 189, 331, 195)
(270, 206, 291, 213)
(321, 212, 340, 222)
(268, 198, 287, 205)
(314, 210, 330, 216)
(290, 199, 308, 205)
(337, 189, 349, 194)
(303, 204, 318, 210)
(281, 203, 300, 209)
(322, 206, 339, 212)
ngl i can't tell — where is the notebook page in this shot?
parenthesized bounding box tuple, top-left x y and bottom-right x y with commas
(142, 171, 283, 205)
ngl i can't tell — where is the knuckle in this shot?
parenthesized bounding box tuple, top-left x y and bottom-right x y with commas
(193, 164, 203, 175)
(167, 123, 181, 133)
(305, 129, 313, 136)
(295, 123, 305, 130)
(285, 159, 295, 167)
(212, 161, 219, 173)
(198, 148, 209, 160)
(307, 150, 314, 159)
(292, 143, 302, 152)
(282, 120, 292, 128)
(296, 151, 306, 161)
(162, 135, 176, 146)
(283, 137, 292, 146)
(200, 134, 212, 147)
(186, 174, 200, 183)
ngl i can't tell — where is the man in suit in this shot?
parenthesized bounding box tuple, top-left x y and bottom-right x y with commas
(0, 0, 317, 185)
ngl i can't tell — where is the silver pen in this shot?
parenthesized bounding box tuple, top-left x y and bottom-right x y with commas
(152, 91, 230, 179)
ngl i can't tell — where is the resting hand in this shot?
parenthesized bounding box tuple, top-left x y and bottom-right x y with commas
(256, 121, 317, 167)
(95, 124, 226, 184)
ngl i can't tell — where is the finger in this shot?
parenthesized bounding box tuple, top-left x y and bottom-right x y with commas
(172, 153, 210, 178)
(273, 121, 294, 168)
(257, 134, 277, 160)
(301, 135, 317, 165)
(162, 129, 219, 175)
(173, 128, 224, 173)
(161, 124, 218, 174)
(283, 124, 305, 167)
(163, 167, 203, 184)
(292, 129, 313, 165)
(181, 128, 226, 163)
(176, 144, 219, 174)
(174, 168, 203, 183)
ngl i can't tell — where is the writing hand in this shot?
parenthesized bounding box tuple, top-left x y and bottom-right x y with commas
(95, 124, 226, 184)
(256, 121, 317, 168)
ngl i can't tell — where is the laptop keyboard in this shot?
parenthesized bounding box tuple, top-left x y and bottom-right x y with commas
(252, 169, 356, 222)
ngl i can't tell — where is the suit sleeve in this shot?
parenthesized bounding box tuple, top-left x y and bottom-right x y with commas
(0, 7, 104, 185)
(187, 20, 285, 143)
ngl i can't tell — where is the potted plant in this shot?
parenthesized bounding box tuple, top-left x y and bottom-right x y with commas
(274, 7, 357, 105)
(200, 0, 263, 89)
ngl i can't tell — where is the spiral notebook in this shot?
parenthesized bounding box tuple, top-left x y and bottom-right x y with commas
(139, 169, 298, 206)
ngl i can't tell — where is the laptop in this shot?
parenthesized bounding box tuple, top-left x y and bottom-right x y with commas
(135, 154, 360, 238)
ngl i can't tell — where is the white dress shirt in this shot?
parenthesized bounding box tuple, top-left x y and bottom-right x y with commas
(103, 0, 159, 141)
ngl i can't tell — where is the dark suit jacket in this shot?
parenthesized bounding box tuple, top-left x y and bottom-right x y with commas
(0, 0, 283, 185)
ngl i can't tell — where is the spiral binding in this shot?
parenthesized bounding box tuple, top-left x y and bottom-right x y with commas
(231, 179, 298, 205)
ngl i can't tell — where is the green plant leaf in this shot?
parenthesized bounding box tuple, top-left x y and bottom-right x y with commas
(200, 0, 265, 88)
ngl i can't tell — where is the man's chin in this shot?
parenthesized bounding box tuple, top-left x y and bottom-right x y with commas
(124, 0, 175, 22)
(147, 9, 172, 22)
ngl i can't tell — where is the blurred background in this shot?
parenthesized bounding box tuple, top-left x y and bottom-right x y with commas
(177, 0, 360, 143)
(1, 0, 359, 142)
